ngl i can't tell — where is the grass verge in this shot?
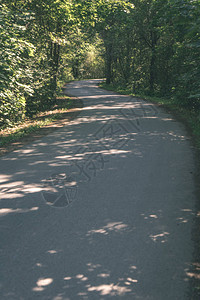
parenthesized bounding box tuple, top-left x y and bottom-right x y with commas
(100, 82, 200, 150)
(0, 96, 83, 154)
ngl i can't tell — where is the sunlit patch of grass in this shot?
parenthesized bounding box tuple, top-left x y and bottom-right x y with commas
(0, 97, 79, 147)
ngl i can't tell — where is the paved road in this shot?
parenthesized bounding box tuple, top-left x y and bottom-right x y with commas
(0, 80, 197, 299)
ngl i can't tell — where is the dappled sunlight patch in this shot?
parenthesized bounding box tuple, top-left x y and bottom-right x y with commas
(88, 228, 108, 235)
(176, 217, 188, 224)
(127, 277, 138, 283)
(82, 102, 124, 110)
(32, 277, 53, 292)
(0, 192, 23, 200)
(70, 115, 112, 124)
(87, 263, 101, 272)
(23, 185, 43, 193)
(19, 149, 35, 154)
(47, 250, 62, 255)
(140, 211, 162, 221)
(78, 292, 88, 297)
(64, 277, 72, 281)
(125, 277, 138, 285)
(60, 264, 137, 298)
(76, 274, 84, 279)
(143, 131, 187, 143)
(186, 272, 200, 280)
(1, 156, 18, 161)
(97, 273, 110, 278)
(141, 214, 159, 220)
(142, 116, 158, 119)
(81, 277, 88, 282)
(37, 278, 53, 287)
(87, 283, 131, 296)
(56, 149, 132, 162)
(1, 180, 24, 189)
(177, 209, 195, 221)
(149, 214, 158, 219)
(0, 207, 39, 216)
(36, 263, 43, 267)
(186, 263, 200, 280)
(76, 274, 88, 282)
(80, 99, 152, 114)
(0, 174, 12, 183)
(53, 295, 68, 300)
(161, 117, 174, 121)
(0, 181, 44, 200)
(181, 209, 193, 212)
(167, 131, 186, 141)
(32, 286, 45, 292)
(104, 149, 132, 156)
(150, 232, 170, 243)
(87, 221, 129, 237)
(130, 265, 137, 270)
(105, 222, 128, 231)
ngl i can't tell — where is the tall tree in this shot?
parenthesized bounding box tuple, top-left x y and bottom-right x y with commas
(95, 0, 134, 84)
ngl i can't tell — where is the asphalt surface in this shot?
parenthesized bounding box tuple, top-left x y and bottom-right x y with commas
(0, 80, 197, 299)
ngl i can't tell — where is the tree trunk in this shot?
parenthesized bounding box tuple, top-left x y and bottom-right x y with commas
(149, 30, 157, 94)
(125, 32, 131, 83)
(149, 47, 155, 93)
(105, 43, 112, 84)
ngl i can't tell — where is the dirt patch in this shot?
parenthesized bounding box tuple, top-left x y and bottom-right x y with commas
(0, 97, 83, 157)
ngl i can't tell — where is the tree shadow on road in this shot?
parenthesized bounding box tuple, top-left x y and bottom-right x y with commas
(0, 82, 198, 299)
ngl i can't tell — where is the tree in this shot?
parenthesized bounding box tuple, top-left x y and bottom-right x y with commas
(0, 3, 34, 126)
(95, 0, 134, 84)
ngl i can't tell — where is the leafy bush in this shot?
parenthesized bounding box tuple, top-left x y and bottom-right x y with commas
(0, 4, 34, 127)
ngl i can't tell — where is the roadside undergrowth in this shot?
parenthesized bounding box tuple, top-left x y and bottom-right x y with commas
(0, 96, 81, 148)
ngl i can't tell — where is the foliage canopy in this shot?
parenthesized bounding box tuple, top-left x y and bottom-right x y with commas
(0, 0, 199, 127)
